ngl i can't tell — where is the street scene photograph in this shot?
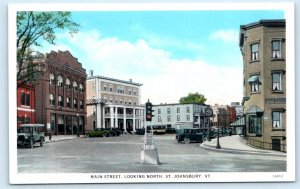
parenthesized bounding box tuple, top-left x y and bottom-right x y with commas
(9, 2, 295, 184)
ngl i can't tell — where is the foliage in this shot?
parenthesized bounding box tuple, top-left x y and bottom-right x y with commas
(16, 11, 80, 83)
(179, 92, 207, 104)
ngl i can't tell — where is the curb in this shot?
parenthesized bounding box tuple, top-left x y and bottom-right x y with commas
(200, 143, 286, 157)
(44, 136, 84, 143)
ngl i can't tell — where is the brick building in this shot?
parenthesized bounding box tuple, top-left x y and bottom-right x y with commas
(239, 20, 286, 151)
(35, 50, 87, 135)
(17, 82, 35, 128)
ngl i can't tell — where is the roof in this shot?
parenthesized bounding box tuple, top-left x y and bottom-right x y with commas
(88, 75, 143, 86)
(240, 19, 285, 30)
(246, 105, 264, 114)
(230, 117, 245, 126)
(153, 103, 207, 107)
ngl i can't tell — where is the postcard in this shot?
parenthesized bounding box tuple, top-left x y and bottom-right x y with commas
(9, 2, 295, 184)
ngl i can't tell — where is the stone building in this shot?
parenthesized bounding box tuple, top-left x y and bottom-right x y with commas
(239, 19, 286, 151)
(35, 50, 87, 135)
(86, 71, 145, 133)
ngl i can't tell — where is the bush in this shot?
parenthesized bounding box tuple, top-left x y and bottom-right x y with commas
(86, 130, 108, 137)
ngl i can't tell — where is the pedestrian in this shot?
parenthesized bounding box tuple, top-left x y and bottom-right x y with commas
(49, 132, 52, 141)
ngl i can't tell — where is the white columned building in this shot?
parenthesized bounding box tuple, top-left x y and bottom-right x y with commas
(86, 71, 145, 133)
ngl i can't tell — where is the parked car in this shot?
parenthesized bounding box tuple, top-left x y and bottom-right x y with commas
(135, 128, 145, 135)
(175, 128, 203, 144)
(86, 129, 109, 137)
(166, 127, 176, 134)
(17, 124, 45, 148)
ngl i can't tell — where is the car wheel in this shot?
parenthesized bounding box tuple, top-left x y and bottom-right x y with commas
(40, 137, 44, 147)
(184, 137, 190, 144)
(29, 139, 34, 148)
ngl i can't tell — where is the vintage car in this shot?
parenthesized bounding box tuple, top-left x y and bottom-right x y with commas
(175, 128, 203, 144)
(17, 124, 45, 148)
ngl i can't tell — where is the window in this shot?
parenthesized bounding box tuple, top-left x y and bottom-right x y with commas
(117, 86, 124, 93)
(272, 73, 282, 91)
(57, 75, 63, 87)
(177, 107, 180, 113)
(186, 107, 190, 113)
(21, 92, 30, 106)
(133, 101, 136, 105)
(49, 94, 55, 106)
(103, 84, 107, 91)
(73, 81, 78, 91)
(49, 74, 55, 85)
(158, 109, 161, 114)
(251, 43, 259, 61)
(187, 115, 190, 121)
(58, 96, 63, 107)
(167, 116, 171, 122)
(158, 116, 161, 122)
(167, 108, 170, 114)
(129, 100, 132, 105)
(25, 117, 30, 124)
(104, 96, 107, 103)
(133, 90, 137, 95)
(272, 111, 282, 129)
(109, 84, 113, 92)
(272, 40, 281, 59)
(66, 97, 71, 108)
(248, 75, 259, 92)
(80, 100, 84, 109)
(120, 98, 123, 104)
(128, 89, 132, 95)
(66, 78, 71, 89)
(110, 97, 113, 103)
(79, 84, 84, 92)
(177, 115, 180, 121)
(74, 98, 77, 109)
(248, 115, 262, 135)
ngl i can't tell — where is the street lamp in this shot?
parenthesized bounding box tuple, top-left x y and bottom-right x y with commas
(216, 110, 221, 149)
(76, 113, 80, 137)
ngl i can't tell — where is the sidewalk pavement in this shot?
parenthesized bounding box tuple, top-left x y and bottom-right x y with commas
(200, 135, 286, 157)
(44, 134, 84, 143)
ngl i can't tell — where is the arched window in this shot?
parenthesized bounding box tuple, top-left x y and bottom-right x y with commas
(49, 73, 55, 85)
(58, 96, 63, 107)
(79, 83, 84, 92)
(74, 98, 77, 109)
(49, 94, 55, 106)
(66, 97, 71, 108)
(73, 81, 78, 91)
(57, 75, 63, 87)
(66, 78, 71, 89)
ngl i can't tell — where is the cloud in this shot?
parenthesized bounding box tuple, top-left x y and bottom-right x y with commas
(39, 30, 242, 105)
(209, 29, 239, 43)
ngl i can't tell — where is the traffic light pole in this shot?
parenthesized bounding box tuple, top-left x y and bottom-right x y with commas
(140, 99, 160, 165)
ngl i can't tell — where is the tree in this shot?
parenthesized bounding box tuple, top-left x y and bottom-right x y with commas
(17, 11, 80, 83)
(179, 92, 207, 104)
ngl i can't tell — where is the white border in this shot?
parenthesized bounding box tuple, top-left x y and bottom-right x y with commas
(9, 2, 295, 184)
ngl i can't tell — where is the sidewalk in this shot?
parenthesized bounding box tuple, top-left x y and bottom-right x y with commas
(44, 134, 84, 143)
(200, 135, 286, 157)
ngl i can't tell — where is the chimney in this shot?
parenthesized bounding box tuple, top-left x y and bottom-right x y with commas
(89, 70, 93, 77)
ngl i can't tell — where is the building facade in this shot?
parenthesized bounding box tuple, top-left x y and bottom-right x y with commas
(151, 103, 211, 130)
(17, 82, 35, 128)
(239, 20, 286, 152)
(35, 51, 87, 135)
(86, 71, 145, 133)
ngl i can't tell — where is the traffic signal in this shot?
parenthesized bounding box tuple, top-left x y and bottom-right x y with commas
(145, 99, 154, 121)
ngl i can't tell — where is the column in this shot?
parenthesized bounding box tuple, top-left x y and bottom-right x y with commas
(110, 106, 114, 128)
(97, 103, 102, 129)
(133, 108, 136, 132)
(123, 107, 127, 132)
(102, 105, 105, 128)
(114, 107, 118, 128)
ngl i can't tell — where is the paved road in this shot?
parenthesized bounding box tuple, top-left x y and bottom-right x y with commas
(17, 134, 286, 173)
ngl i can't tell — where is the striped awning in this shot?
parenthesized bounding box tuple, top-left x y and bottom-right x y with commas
(230, 117, 245, 126)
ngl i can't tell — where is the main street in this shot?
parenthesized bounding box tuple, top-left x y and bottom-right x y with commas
(17, 134, 286, 173)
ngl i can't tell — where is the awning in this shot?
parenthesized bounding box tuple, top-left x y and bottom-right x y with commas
(246, 105, 264, 114)
(230, 117, 245, 126)
(247, 75, 259, 82)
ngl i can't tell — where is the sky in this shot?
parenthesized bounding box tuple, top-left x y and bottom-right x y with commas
(37, 10, 284, 106)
